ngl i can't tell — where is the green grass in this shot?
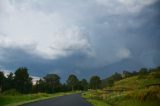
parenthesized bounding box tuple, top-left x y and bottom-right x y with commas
(88, 99, 110, 106)
(113, 75, 160, 89)
(82, 87, 160, 106)
(118, 99, 160, 106)
(82, 71, 160, 106)
(0, 91, 78, 106)
(82, 91, 111, 106)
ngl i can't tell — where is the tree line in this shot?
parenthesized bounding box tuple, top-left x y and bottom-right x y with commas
(0, 67, 101, 94)
(0, 66, 160, 94)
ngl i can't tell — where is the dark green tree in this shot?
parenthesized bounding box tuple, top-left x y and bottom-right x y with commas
(122, 71, 132, 78)
(138, 68, 148, 79)
(5, 72, 14, 90)
(44, 74, 61, 93)
(0, 71, 5, 92)
(14, 67, 32, 94)
(106, 78, 114, 87)
(61, 83, 69, 92)
(139, 68, 148, 74)
(80, 79, 88, 91)
(34, 79, 46, 93)
(110, 72, 122, 81)
(67, 74, 79, 91)
(90, 76, 101, 89)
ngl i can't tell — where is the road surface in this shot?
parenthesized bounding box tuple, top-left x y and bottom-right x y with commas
(22, 94, 92, 106)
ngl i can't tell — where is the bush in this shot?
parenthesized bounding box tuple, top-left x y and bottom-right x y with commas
(126, 87, 160, 101)
(151, 72, 160, 79)
(2, 89, 21, 96)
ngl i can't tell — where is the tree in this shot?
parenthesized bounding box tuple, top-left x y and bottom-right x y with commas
(5, 72, 14, 90)
(110, 72, 122, 81)
(148, 66, 160, 73)
(138, 68, 148, 79)
(67, 74, 79, 91)
(44, 74, 61, 93)
(106, 78, 114, 87)
(61, 83, 69, 92)
(122, 71, 132, 78)
(80, 79, 88, 91)
(90, 76, 101, 89)
(0, 71, 5, 92)
(139, 68, 148, 74)
(102, 72, 122, 88)
(34, 79, 46, 93)
(14, 67, 32, 93)
(132, 71, 138, 76)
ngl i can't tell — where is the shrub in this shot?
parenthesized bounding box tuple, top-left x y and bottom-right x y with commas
(151, 72, 160, 79)
(126, 87, 160, 101)
(2, 89, 21, 96)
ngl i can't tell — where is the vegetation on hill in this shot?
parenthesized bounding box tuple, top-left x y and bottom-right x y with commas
(82, 66, 160, 106)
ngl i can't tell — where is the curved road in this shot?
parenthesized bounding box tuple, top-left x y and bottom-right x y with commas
(22, 94, 92, 106)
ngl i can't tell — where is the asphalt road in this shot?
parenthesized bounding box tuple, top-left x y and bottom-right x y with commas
(21, 94, 92, 106)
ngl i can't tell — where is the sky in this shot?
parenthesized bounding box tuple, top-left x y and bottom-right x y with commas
(0, 0, 160, 81)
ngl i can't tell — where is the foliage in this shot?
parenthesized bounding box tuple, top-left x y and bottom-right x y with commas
(102, 72, 122, 87)
(82, 69, 160, 106)
(80, 79, 89, 91)
(0, 67, 90, 94)
(14, 67, 32, 94)
(82, 91, 110, 106)
(0, 71, 5, 92)
(138, 68, 149, 79)
(105, 78, 114, 87)
(43, 74, 61, 93)
(4, 73, 14, 91)
(2, 89, 21, 96)
(88, 99, 110, 106)
(67, 74, 79, 91)
(126, 87, 160, 101)
(33, 79, 46, 93)
(90, 76, 101, 89)
(0, 65, 160, 97)
(150, 71, 160, 79)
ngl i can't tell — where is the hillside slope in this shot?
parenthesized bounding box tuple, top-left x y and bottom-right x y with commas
(112, 72, 160, 90)
(83, 71, 160, 106)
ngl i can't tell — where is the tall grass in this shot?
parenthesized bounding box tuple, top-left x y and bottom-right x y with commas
(88, 99, 110, 106)
(126, 87, 160, 100)
(82, 71, 160, 106)
(118, 99, 160, 106)
(82, 91, 111, 106)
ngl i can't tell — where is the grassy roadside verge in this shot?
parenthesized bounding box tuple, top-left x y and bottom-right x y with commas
(0, 91, 79, 106)
(82, 87, 160, 106)
(87, 99, 110, 106)
(82, 91, 110, 106)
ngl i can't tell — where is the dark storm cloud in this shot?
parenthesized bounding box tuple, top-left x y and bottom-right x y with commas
(0, 47, 95, 81)
(84, 0, 160, 68)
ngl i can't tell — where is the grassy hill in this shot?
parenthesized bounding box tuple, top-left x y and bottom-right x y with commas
(82, 71, 160, 106)
(113, 72, 160, 90)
